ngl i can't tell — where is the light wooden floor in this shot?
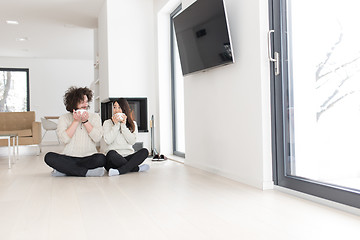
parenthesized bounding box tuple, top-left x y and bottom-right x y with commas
(0, 145, 360, 240)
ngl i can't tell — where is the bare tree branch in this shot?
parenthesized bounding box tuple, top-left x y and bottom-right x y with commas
(317, 90, 356, 120)
(316, 55, 360, 90)
(315, 30, 343, 82)
(0, 71, 12, 112)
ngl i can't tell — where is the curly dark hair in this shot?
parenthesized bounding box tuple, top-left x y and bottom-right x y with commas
(63, 86, 93, 112)
(113, 98, 135, 133)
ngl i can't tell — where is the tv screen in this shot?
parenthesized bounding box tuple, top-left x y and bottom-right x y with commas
(173, 0, 234, 76)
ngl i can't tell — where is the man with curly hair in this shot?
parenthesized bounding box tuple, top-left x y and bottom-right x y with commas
(44, 86, 105, 177)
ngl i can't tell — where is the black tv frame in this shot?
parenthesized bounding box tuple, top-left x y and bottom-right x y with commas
(173, 0, 234, 76)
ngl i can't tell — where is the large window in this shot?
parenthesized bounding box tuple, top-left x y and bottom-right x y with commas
(270, 0, 360, 208)
(170, 5, 185, 158)
(0, 68, 29, 112)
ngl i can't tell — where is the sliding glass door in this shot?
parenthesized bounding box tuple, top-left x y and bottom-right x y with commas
(270, 0, 360, 208)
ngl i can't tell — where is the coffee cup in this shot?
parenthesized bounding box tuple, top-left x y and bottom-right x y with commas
(116, 113, 125, 121)
(76, 109, 88, 115)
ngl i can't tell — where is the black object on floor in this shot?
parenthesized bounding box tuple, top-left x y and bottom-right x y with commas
(152, 154, 167, 161)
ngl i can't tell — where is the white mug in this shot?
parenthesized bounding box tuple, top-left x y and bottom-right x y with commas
(116, 113, 125, 121)
(76, 109, 88, 115)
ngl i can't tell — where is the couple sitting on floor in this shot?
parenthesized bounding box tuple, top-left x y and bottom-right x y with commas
(44, 86, 149, 177)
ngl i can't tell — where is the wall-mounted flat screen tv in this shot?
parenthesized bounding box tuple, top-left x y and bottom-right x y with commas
(173, 0, 234, 76)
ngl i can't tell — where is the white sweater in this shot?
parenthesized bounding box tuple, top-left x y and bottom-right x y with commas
(56, 112, 103, 157)
(102, 119, 138, 156)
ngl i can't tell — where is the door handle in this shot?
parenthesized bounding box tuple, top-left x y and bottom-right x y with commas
(268, 30, 280, 76)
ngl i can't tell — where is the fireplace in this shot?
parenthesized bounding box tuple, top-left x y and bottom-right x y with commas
(101, 98, 148, 132)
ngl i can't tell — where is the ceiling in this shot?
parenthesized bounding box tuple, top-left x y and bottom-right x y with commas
(0, 0, 105, 60)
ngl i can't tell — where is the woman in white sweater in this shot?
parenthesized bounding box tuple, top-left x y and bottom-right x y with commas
(103, 98, 149, 176)
(44, 86, 106, 177)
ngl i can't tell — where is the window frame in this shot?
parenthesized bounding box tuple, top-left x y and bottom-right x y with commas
(170, 4, 185, 158)
(0, 68, 30, 112)
(269, 0, 360, 209)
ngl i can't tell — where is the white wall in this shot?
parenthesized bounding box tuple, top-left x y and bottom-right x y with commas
(97, 0, 157, 151)
(0, 57, 93, 143)
(154, 0, 273, 189)
(98, 1, 109, 102)
(107, 0, 155, 99)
